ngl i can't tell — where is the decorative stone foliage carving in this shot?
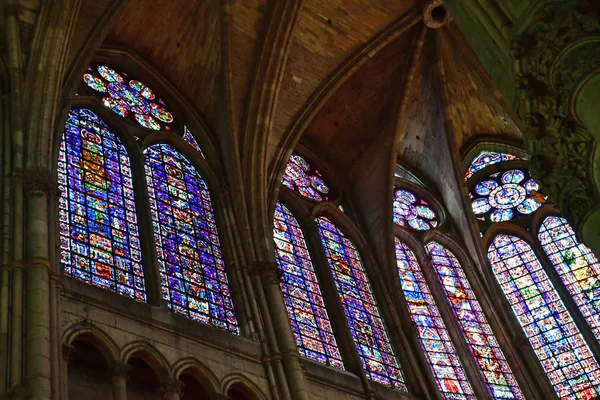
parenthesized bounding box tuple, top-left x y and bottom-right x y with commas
(512, 2, 600, 227)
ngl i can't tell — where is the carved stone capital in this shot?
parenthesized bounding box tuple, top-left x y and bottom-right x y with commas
(248, 261, 281, 284)
(110, 361, 131, 380)
(15, 168, 58, 197)
(160, 377, 183, 396)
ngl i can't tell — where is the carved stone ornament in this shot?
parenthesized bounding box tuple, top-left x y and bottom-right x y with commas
(160, 377, 183, 395)
(110, 361, 131, 380)
(512, 1, 600, 227)
(16, 167, 59, 197)
(248, 261, 281, 284)
(422, 0, 452, 29)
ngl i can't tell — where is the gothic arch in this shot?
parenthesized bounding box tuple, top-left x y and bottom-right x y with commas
(79, 46, 220, 163)
(221, 373, 268, 400)
(460, 136, 529, 174)
(311, 203, 370, 251)
(172, 357, 220, 396)
(120, 340, 171, 376)
(62, 321, 120, 364)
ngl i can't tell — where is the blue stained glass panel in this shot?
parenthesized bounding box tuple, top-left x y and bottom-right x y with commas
(317, 217, 406, 390)
(465, 151, 518, 180)
(539, 217, 600, 344)
(274, 202, 344, 369)
(488, 235, 600, 400)
(426, 242, 524, 399)
(395, 239, 475, 399)
(183, 126, 206, 159)
(144, 144, 238, 333)
(58, 109, 146, 301)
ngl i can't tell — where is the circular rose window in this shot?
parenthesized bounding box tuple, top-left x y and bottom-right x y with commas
(82, 65, 173, 131)
(393, 189, 438, 230)
(281, 154, 331, 202)
(470, 169, 540, 222)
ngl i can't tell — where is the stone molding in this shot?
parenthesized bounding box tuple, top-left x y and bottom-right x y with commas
(160, 376, 183, 396)
(513, 1, 600, 227)
(248, 261, 281, 284)
(109, 361, 131, 380)
(15, 168, 58, 197)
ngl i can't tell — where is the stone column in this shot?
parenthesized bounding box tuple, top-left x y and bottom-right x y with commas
(249, 262, 309, 400)
(159, 377, 182, 400)
(110, 362, 130, 400)
(23, 169, 55, 400)
(61, 344, 75, 400)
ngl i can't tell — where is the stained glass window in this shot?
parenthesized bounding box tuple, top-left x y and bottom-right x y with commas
(273, 202, 344, 368)
(58, 109, 146, 301)
(488, 235, 600, 399)
(470, 169, 540, 223)
(282, 154, 331, 202)
(426, 242, 524, 399)
(539, 216, 600, 343)
(465, 151, 519, 180)
(395, 239, 474, 399)
(144, 144, 238, 333)
(317, 217, 406, 390)
(183, 126, 205, 159)
(393, 189, 438, 230)
(83, 65, 173, 131)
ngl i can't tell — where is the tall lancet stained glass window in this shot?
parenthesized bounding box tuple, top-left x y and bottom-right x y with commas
(395, 239, 474, 399)
(273, 202, 344, 369)
(488, 235, 600, 399)
(58, 109, 146, 301)
(144, 144, 238, 333)
(539, 216, 600, 342)
(426, 242, 524, 400)
(317, 217, 406, 390)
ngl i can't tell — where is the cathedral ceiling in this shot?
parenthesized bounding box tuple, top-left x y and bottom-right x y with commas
(27, 0, 524, 201)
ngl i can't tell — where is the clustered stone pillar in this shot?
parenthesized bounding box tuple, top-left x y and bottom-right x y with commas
(23, 169, 56, 400)
(248, 261, 309, 400)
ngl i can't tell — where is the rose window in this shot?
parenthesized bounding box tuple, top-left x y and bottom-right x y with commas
(281, 154, 331, 202)
(393, 189, 438, 230)
(470, 169, 540, 222)
(82, 65, 173, 131)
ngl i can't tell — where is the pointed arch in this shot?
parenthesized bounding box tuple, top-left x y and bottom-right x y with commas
(143, 143, 238, 333)
(273, 201, 344, 369)
(57, 109, 146, 300)
(395, 238, 475, 399)
(425, 242, 524, 399)
(488, 234, 600, 399)
(538, 216, 600, 343)
(315, 216, 406, 390)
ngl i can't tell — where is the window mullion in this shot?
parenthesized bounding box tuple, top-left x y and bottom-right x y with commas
(127, 146, 164, 307)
